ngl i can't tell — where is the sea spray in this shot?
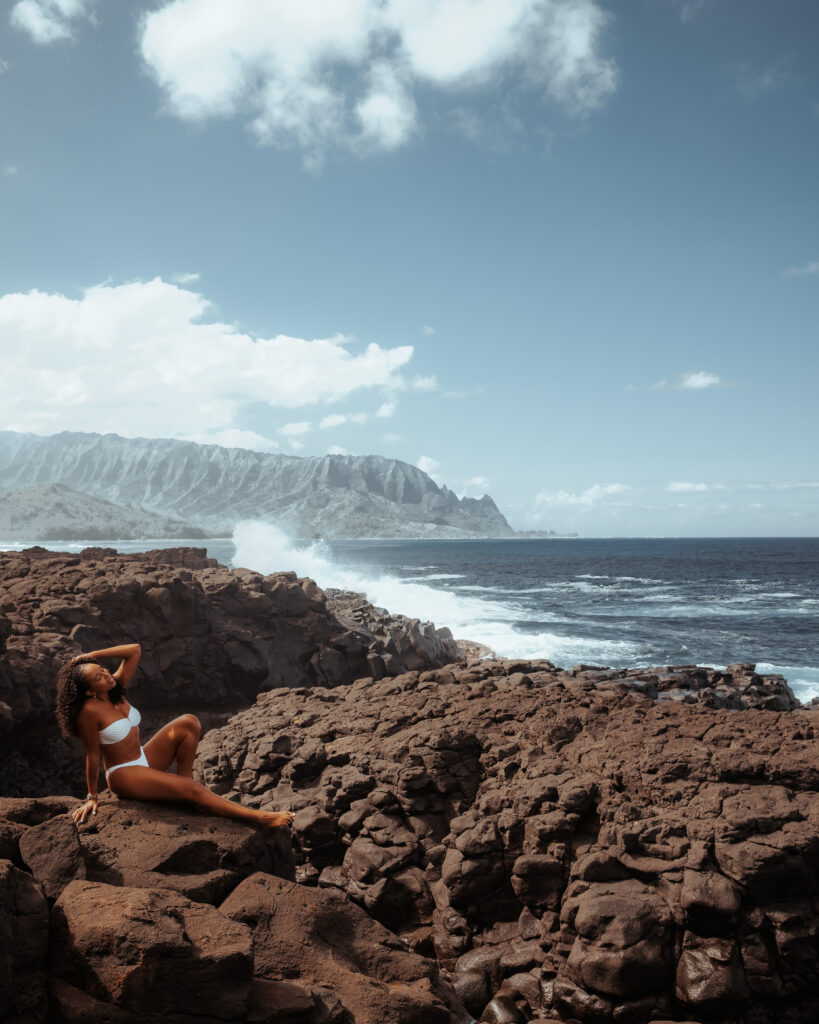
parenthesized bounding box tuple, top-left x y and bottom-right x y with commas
(230, 520, 644, 667)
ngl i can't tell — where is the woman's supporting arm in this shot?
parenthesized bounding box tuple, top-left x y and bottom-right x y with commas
(72, 643, 141, 688)
(73, 708, 102, 824)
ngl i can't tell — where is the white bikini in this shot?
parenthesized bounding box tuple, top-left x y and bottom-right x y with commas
(99, 705, 149, 778)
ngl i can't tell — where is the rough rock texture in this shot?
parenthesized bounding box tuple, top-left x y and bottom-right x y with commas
(0, 547, 460, 797)
(51, 880, 254, 1021)
(221, 872, 466, 1023)
(0, 482, 206, 541)
(16, 796, 294, 903)
(193, 659, 819, 1024)
(0, 430, 515, 538)
(0, 857, 49, 1024)
(0, 796, 469, 1024)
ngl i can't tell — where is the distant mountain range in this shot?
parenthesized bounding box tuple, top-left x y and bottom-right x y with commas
(0, 430, 517, 539)
(0, 482, 205, 541)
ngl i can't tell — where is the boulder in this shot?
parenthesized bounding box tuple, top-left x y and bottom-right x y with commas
(18, 796, 294, 903)
(220, 872, 469, 1024)
(51, 880, 253, 1020)
(0, 858, 49, 1024)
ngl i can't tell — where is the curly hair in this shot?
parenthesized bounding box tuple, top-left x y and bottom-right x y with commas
(55, 657, 125, 739)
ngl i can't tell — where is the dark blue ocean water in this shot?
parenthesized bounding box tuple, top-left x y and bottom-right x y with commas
(5, 531, 818, 703)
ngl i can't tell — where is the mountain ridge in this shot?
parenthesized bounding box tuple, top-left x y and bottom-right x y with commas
(0, 430, 516, 538)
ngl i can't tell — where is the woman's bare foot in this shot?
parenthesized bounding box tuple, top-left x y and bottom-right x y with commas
(258, 810, 295, 828)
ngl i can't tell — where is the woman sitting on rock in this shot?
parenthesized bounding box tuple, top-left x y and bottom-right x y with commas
(56, 642, 295, 829)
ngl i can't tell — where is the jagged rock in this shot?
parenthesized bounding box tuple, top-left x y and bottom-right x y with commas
(0, 547, 465, 796)
(0, 858, 49, 1024)
(220, 872, 469, 1024)
(192, 660, 819, 1024)
(51, 880, 253, 1020)
(17, 797, 294, 903)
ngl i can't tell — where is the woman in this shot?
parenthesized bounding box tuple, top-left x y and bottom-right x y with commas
(56, 642, 295, 829)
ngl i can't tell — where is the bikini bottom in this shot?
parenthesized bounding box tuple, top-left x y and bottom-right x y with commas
(105, 746, 150, 780)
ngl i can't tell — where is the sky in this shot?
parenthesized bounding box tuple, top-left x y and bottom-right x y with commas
(0, 0, 817, 537)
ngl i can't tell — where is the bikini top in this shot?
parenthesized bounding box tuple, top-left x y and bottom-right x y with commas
(98, 705, 141, 745)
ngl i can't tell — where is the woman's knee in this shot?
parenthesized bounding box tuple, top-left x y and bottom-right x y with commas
(180, 714, 201, 739)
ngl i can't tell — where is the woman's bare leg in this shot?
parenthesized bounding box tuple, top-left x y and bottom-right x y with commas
(143, 714, 201, 777)
(108, 765, 293, 828)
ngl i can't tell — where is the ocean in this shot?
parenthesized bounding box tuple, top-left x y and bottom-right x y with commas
(4, 524, 818, 704)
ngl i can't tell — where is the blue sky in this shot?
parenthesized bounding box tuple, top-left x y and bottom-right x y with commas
(1, 0, 817, 536)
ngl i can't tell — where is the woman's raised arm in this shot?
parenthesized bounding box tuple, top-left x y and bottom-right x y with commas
(71, 643, 141, 688)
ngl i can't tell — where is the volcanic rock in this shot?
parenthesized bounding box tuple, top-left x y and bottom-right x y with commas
(17, 796, 294, 903)
(0, 857, 49, 1024)
(0, 547, 460, 797)
(221, 871, 467, 1023)
(193, 659, 819, 1023)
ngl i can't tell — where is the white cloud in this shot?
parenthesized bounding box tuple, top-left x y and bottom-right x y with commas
(182, 428, 279, 452)
(652, 371, 723, 390)
(417, 454, 445, 485)
(421, 324, 435, 336)
(3, 165, 18, 177)
(288, 439, 306, 451)
(0, 59, 10, 74)
(666, 481, 709, 493)
(318, 411, 368, 428)
(173, 271, 201, 284)
(417, 455, 441, 475)
(735, 60, 791, 101)
(139, 0, 616, 162)
(536, 482, 630, 506)
(0, 277, 413, 439)
(10, 0, 95, 45)
(319, 413, 347, 429)
(327, 445, 348, 455)
(681, 371, 722, 390)
(412, 374, 438, 391)
(668, 0, 713, 22)
(376, 400, 396, 418)
(278, 421, 312, 436)
(783, 260, 819, 278)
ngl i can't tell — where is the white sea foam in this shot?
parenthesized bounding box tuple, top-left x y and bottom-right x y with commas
(754, 663, 819, 705)
(231, 521, 642, 668)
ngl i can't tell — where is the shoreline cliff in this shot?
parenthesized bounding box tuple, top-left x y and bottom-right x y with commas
(1, 547, 817, 1024)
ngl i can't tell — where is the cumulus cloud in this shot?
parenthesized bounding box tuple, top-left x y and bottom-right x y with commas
(417, 454, 445, 485)
(783, 260, 819, 277)
(0, 277, 413, 440)
(412, 374, 438, 391)
(327, 445, 348, 455)
(139, 0, 617, 162)
(666, 481, 709, 493)
(278, 421, 312, 436)
(182, 428, 280, 452)
(536, 483, 630, 506)
(318, 412, 368, 428)
(652, 371, 723, 390)
(10, 0, 95, 44)
(376, 400, 396, 418)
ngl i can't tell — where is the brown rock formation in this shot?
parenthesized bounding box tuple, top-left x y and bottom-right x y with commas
(0, 546, 460, 797)
(193, 660, 818, 1023)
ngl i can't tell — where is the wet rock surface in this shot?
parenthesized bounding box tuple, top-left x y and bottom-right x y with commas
(0, 547, 461, 797)
(192, 659, 818, 1023)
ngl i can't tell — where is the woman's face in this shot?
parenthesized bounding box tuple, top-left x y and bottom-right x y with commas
(81, 663, 116, 699)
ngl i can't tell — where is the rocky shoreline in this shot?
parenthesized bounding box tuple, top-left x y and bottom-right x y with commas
(1, 547, 817, 1024)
